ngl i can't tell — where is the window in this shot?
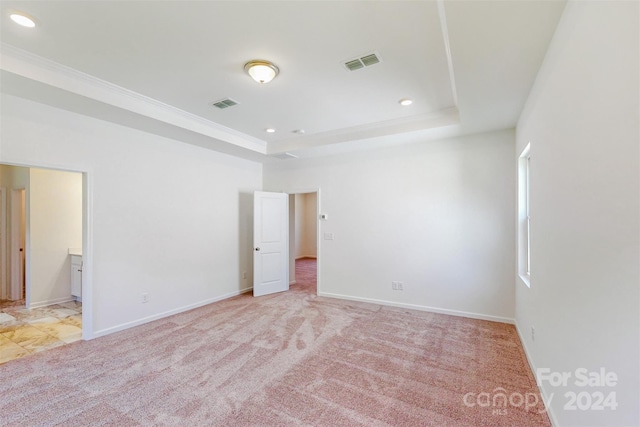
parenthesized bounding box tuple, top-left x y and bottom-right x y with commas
(518, 143, 531, 286)
(525, 153, 530, 275)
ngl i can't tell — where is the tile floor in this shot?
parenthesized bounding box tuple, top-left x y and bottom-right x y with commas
(0, 300, 82, 365)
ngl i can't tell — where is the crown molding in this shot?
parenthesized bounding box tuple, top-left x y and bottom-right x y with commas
(438, 0, 459, 107)
(268, 106, 460, 155)
(0, 43, 267, 154)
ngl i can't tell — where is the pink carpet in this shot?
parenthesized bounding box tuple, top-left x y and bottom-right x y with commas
(0, 258, 549, 426)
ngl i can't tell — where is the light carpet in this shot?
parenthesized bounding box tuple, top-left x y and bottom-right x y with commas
(0, 259, 549, 426)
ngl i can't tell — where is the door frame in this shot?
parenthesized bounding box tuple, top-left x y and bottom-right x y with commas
(287, 188, 321, 295)
(1, 161, 94, 340)
(10, 188, 25, 301)
(0, 187, 6, 300)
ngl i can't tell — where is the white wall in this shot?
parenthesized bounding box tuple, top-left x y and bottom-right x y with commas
(29, 168, 82, 307)
(515, 1, 639, 426)
(265, 129, 516, 322)
(0, 94, 262, 337)
(294, 192, 317, 259)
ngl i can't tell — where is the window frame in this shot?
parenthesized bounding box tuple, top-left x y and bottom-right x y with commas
(518, 143, 531, 287)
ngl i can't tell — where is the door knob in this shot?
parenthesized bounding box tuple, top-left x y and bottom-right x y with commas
(255, 247, 260, 251)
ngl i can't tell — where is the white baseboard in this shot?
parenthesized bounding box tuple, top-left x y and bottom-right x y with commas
(290, 280, 297, 285)
(29, 296, 76, 309)
(317, 291, 515, 324)
(515, 321, 558, 427)
(93, 287, 253, 339)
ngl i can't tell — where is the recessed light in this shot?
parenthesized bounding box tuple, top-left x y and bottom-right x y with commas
(10, 12, 36, 28)
(399, 98, 413, 106)
(265, 128, 276, 133)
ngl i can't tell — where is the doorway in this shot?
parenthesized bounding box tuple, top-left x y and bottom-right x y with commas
(0, 165, 86, 363)
(289, 191, 319, 294)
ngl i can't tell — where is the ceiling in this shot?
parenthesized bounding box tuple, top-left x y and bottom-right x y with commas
(0, 1, 566, 161)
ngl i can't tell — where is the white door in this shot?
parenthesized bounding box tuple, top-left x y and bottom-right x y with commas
(253, 191, 289, 297)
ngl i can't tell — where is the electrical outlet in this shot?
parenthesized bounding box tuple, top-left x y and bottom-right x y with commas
(242, 271, 247, 279)
(392, 281, 404, 290)
(531, 326, 535, 342)
(142, 293, 149, 304)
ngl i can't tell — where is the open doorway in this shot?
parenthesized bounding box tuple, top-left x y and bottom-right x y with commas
(288, 192, 318, 295)
(0, 165, 84, 364)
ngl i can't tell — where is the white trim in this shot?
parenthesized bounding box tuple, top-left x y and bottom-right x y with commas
(319, 291, 515, 324)
(316, 189, 321, 296)
(515, 321, 558, 427)
(268, 107, 459, 155)
(81, 171, 94, 340)
(10, 188, 25, 301)
(0, 43, 267, 155)
(0, 187, 6, 300)
(289, 280, 297, 285)
(24, 185, 30, 308)
(28, 296, 75, 309)
(517, 143, 532, 287)
(437, 0, 459, 106)
(93, 287, 253, 339)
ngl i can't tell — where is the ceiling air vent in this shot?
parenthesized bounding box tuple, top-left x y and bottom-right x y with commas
(343, 52, 382, 71)
(360, 54, 380, 67)
(345, 59, 364, 71)
(212, 98, 239, 109)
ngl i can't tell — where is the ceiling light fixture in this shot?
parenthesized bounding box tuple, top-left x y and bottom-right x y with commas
(265, 128, 276, 133)
(10, 12, 36, 28)
(399, 98, 413, 106)
(244, 60, 279, 84)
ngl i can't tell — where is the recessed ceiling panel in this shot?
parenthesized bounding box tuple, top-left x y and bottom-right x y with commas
(0, 1, 455, 143)
(1, 0, 567, 160)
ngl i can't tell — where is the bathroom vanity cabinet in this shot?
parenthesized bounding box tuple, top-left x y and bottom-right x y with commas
(70, 254, 82, 300)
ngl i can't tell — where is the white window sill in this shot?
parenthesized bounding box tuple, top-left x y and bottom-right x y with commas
(519, 273, 531, 288)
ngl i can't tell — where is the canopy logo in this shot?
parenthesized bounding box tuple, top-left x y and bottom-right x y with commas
(462, 388, 549, 415)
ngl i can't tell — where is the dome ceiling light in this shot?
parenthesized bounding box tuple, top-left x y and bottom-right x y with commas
(244, 60, 279, 84)
(10, 12, 36, 28)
